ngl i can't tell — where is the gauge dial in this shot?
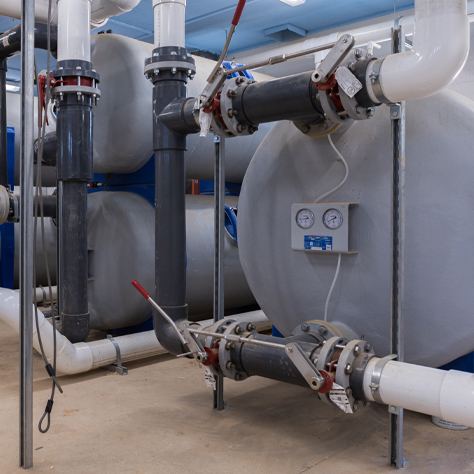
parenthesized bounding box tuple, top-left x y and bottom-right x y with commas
(323, 208, 343, 229)
(296, 209, 315, 229)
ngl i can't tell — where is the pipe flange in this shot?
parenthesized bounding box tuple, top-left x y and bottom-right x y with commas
(218, 321, 252, 382)
(319, 89, 349, 124)
(211, 113, 235, 138)
(220, 77, 256, 137)
(338, 87, 368, 121)
(291, 321, 338, 342)
(144, 60, 197, 77)
(51, 85, 101, 99)
(293, 119, 340, 137)
(315, 336, 348, 404)
(202, 319, 235, 376)
(144, 46, 196, 79)
(335, 340, 374, 412)
(52, 60, 100, 82)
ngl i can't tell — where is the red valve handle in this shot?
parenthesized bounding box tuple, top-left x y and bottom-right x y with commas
(131, 280, 150, 300)
(232, 0, 246, 26)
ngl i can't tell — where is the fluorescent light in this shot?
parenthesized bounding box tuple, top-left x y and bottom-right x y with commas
(279, 0, 306, 5)
(6, 83, 20, 92)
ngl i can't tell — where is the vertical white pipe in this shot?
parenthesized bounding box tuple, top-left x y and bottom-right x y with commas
(57, 0, 92, 62)
(153, 0, 186, 48)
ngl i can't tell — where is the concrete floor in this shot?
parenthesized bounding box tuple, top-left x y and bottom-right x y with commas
(1, 320, 473, 474)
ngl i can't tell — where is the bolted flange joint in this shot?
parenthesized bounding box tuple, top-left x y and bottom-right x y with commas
(51, 60, 101, 106)
(144, 46, 196, 83)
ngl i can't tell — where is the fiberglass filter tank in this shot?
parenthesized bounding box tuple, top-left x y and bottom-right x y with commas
(90, 34, 274, 180)
(238, 90, 474, 368)
(87, 192, 254, 329)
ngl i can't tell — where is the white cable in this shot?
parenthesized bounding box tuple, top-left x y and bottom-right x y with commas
(324, 252, 341, 322)
(314, 134, 349, 202)
(315, 135, 348, 322)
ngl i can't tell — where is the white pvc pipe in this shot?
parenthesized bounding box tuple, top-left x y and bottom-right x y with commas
(371, 0, 470, 103)
(153, 0, 186, 48)
(363, 357, 474, 427)
(0, 288, 270, 375)
(33, 286, 57, 304)
(57, 0, 92, 62)
(90, 0, 142, 28)
(0, 0, 140, 29)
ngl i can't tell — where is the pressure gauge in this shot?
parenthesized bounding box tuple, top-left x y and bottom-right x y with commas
(296, 209, 315, 229)
(323, 208, 343, 229)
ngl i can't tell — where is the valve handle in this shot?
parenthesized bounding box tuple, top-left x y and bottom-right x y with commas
(131, 280, 150, 300)
(232, 0, 246, 26)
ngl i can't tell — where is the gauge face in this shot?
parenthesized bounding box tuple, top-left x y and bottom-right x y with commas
(323, 208, 343, 229)
(296, 209, 315, 229)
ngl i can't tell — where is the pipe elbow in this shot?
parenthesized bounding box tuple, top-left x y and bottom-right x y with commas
(374, 5, 469, 103)
(91, 0, 141, 26)
(153, 322, 187, 356)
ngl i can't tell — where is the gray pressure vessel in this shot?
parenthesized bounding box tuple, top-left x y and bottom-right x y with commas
(13, 191, 254, 329)
(90, 34, 274, 180)
(86, 191, 254, 329)
(238, 90, 474, 368)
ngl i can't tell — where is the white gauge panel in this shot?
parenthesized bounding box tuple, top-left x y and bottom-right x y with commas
(291, 202, 357, 254)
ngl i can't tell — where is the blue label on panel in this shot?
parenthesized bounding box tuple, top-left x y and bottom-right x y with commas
(304, 236, 333, 251)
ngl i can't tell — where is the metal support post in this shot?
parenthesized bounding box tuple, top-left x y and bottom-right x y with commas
(213, 135, 225, 410)
(388, 24, 406, 470)
(0, 59, 8, 187)
(19, 0, 35, 468)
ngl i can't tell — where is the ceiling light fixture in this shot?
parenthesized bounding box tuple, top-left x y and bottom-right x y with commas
(279, 0, 306, 6)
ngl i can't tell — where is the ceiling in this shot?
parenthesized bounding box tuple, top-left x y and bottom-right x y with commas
(0, 0, 414, 82)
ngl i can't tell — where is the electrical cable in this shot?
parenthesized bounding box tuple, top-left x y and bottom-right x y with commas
(32, 0, 63, 434)
(314, 134, 349, 203)
(324, 252, 341, 322)
(314, 134, 349, 322)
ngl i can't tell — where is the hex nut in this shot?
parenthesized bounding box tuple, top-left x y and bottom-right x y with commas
(344, 363, 353, 375)
(234, 325, 243, 334)
(226, 361, 235, 370)
(301, 125, 310, 134)
(247, 323, 256, 331)
(353, 345, 361, 356)
(301, 323, 309, 332)
(225, 341, 235, 351)
(318, 326, 328, 335)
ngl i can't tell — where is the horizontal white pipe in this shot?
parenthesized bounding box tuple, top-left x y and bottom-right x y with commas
(58, 0, 92, 62)
(14, 286, 58, 304)
(33, 286, 57, 304)
(0, 288, 270, 375)
(90, 0, 142, 28)
(372, 0, 470, 103)
(153, 0, 186, 48)
(363, 357, 474, 427)
(0, 0, 140, 29)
